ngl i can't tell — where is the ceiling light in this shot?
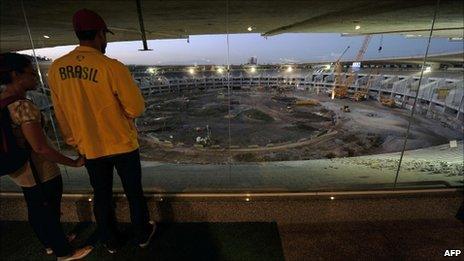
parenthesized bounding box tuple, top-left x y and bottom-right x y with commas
(43, 35, 50, 39)
(247, 26, 254, 32)
(355, 25, 361, 30)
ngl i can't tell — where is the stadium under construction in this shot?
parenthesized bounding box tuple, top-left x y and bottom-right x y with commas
(1, 0, 463, 260)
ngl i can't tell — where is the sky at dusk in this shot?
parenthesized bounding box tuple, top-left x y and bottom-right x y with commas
(19, 33, 463, 65)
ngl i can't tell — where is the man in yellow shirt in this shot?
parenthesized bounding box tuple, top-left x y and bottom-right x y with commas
(47, 9, 155, 254)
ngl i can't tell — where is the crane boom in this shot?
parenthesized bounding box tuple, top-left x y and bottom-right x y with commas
(332, 35, 372, 99)
(354, 35, 372, 63)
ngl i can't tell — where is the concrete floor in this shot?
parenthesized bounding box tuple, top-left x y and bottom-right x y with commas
(0, 218, 462, 260)
(1, 186, 463, 260)
(279, 218, 464, 260)
(0, 141, 462, 193)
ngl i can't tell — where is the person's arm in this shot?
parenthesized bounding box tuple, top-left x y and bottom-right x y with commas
(50, 89, 77, 147)
(110, 61, 145, 118)
(21, 122, 84, 167)
(48, 70, 77, 147)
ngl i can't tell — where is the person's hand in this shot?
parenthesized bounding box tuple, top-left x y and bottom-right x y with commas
(73, 155, 86, 167)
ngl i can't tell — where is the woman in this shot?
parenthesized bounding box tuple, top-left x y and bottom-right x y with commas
(0, 52, 92, 260)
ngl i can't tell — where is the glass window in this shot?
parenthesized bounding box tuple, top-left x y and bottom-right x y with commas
(1, 1, 462, 193)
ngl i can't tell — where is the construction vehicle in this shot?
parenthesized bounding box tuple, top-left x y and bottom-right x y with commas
(340, 105, 351, 112)
(352, 86, 368, 101)
(380, 97, 395, 107)
(331, 35, 372, 99)
(353, 68, 379, 101)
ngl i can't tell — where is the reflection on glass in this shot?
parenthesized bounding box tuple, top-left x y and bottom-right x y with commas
(2, 1, 462, 193)
(224, 31, 463, 191)
(394, 6, 463, 189)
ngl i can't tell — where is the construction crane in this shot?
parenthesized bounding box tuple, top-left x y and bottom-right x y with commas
(331, 62, 344, 99)
(353, 67, 379, 101)
(331, 46, 350, 99)
(331, 35, 372, 99)
(353, 35, 384, 101)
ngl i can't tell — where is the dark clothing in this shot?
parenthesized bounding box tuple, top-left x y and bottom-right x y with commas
(456, 195, 464, 222)
(22, 175, 72, 257)
(84, 149, 149, 243)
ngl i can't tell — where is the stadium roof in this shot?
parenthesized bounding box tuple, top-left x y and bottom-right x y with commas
(336, 51, 464, 64)
(1, 0, 462, 52)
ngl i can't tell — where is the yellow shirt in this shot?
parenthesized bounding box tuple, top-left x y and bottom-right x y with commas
(47, 46, 145, 159)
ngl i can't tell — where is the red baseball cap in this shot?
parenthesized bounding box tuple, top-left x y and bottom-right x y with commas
(72, 9, 114, 34)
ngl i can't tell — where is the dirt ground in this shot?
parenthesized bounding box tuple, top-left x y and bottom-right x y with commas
(133, 88, 462, 164)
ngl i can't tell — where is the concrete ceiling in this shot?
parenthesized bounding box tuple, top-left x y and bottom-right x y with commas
(1, 0, 463, 52)
(365, 52, 464, 64)
(333, 51, 464, 64)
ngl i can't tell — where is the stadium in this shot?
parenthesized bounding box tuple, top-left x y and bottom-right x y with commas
(1, 1, 463, 260)
(131, 58, 463, 165)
